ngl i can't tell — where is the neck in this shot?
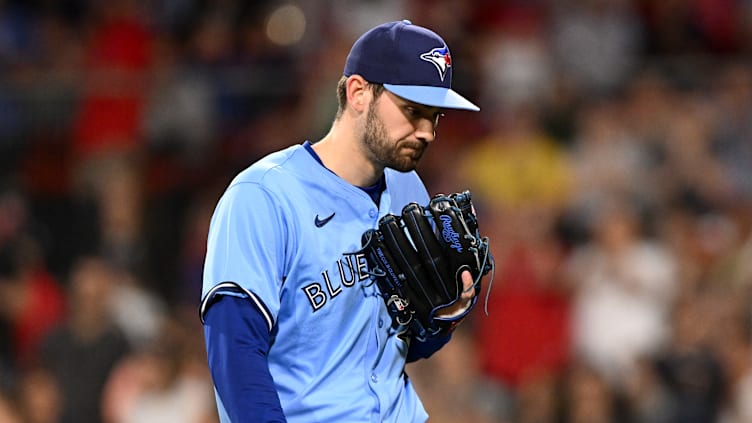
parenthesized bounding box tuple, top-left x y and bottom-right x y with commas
(313, 123, 384, 187)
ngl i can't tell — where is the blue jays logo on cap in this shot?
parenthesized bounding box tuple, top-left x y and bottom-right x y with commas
(343, 20, 480, 112)
(420, 46, 452, 82)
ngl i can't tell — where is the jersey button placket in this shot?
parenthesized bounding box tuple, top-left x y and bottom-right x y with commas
(370, 373, 379, 383)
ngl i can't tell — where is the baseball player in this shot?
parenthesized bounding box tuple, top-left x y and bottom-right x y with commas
(200, 20, 481, 422)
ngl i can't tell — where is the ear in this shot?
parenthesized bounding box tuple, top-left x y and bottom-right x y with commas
(346, 75, 370, 113)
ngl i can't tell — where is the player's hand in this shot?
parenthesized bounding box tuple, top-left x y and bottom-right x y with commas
(436, 270, 475, 318)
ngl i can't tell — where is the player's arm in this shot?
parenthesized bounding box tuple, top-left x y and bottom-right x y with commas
(203, 289, 287, 423)
(201, 182, 290, 420)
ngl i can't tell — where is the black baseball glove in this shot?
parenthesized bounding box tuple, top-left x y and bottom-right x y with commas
(360, 190, 493, 340)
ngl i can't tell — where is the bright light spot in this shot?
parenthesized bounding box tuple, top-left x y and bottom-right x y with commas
(266, 4, 306, 46)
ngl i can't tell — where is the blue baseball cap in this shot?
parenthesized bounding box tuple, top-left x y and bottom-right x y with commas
(344, 20, 480, 112)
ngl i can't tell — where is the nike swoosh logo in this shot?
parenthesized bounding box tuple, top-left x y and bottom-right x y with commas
(314, 212, 336, 228)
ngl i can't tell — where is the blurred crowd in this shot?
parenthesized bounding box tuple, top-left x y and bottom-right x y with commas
(1, 0, 752, 422)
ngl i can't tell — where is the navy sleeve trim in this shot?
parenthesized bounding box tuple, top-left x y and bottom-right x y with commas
(199, 281, 275, 331)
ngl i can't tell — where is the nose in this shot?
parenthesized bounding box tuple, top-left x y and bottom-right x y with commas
(414, 118, 436, 143)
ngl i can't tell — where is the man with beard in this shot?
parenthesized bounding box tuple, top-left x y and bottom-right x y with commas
(199, 20, 481, 422)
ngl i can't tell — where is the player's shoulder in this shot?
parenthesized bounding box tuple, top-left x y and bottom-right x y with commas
(229, 144, 309, 187)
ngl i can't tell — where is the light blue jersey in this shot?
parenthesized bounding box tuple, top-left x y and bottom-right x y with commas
(201, 143, 431, 422)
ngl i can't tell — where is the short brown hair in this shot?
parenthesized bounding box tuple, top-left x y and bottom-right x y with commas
(334, 76, 385, 120)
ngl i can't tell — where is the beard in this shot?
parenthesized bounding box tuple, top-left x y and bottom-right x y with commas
(362, 102, 426, 172)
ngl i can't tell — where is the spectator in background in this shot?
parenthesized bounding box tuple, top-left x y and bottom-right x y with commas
(39, 255, 131, 423)
(657, 207, 744, 297)
(0, 182, 65, 386)
(655, 95, 734, 214)
(474, 5, 554, 114)
(565, 199, 679, 392)
(457, 105, 573, 215)
(102, 316, 216, 423)
(475, 224, 571, 413)
(469, 195, 571, 420)
(563, 98, 655, 232)
(107, 261, 167, 351)
(141, 34, 215, 166)
(652, 293, 727, 423)
(0, 236, 65, 371)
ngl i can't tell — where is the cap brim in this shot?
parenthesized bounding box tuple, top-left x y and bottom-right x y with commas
(383, 84, 480, 111)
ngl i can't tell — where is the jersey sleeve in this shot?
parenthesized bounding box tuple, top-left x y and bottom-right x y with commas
(204, 295, 287, 422)
(201, 181, 288, 329)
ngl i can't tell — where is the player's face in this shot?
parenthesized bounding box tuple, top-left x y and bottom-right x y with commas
(362, 90, 442, 172)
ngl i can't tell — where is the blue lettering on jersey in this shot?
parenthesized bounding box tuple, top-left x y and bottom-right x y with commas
(301, 253, 370, 312)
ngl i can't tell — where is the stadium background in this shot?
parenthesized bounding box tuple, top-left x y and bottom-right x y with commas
(1, 1, 752, 422)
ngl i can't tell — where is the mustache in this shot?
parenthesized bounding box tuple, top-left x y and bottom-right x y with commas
(398, 140, 427, 150)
